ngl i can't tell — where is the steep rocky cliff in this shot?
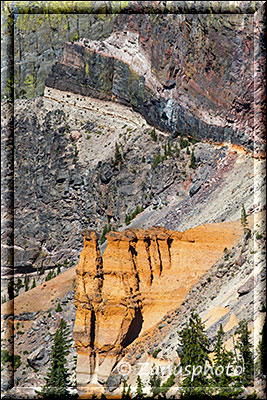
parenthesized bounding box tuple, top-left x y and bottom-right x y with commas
(45, 8, 265, 154)
(1, 2, 266, 398)
(74, 221, 243, 390)
(2, 2, 265, 154)
(1, 1, 265, 274)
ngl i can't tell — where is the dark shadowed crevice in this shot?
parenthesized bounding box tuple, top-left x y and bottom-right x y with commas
(167, 236, 173, 267)
(156, 238, 163, 275)
(129, 243, 140, 289)
(90, 309, 96, 349)
(121, 309, 143, 348)
(144, 237, 153, 285)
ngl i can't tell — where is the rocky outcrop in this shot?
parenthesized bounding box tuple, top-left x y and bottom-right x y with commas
(2, 3, 264, 153)
(74, 221, 243, 390)
(44, 8, 265, 155)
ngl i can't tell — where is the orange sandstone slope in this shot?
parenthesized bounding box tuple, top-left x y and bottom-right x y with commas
(74, 218, 245, 389)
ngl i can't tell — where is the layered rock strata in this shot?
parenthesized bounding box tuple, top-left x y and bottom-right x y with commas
(45, 8, 266, 155)
(74, 222, 243, 390)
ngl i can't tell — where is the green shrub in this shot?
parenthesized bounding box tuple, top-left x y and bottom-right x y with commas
(125, 205, 144, 226)
(1, 349, 12, 364)
(100, 224, 112, 245)
(31, 278, 36, 289)
(255, 232, 262, 240)
(189, 148, 197, 169)
(55, 302, 63, 312)
(1, 351, 21, 371)
(152, 152, 162, 169)
(45, 270, 55, 282)
(160, 373, 175, 395)
(149, 128, 157, 142)
(152, 348, 161, 358)
(14, 355, 22, 371)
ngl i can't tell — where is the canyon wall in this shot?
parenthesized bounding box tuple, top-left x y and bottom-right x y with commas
(45, 8, 265, 154)
(74, 221, 243, 390)
(2, 2, 265, 153)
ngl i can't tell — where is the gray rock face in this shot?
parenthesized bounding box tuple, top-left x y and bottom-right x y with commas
(237, 276, 255, 296)
(27, 346, 49, 370)
(106, 374, 122, 392)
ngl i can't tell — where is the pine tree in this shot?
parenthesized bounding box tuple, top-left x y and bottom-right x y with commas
(37, 319, 75, 399)
(114, 142, 123, 166)
(31, 278, 36, 289)
(186, 143, 190, 155)
(241, 204, 248, 232)
(56, 302, 63, 312)
(135, 375, 145, 399)
(213, 324, 243, 398)
(257, 315, 266, 376)
(189, 149, 196, 169)
(149, 364, 162, 397)
(24, 274, 30, 291)
(167, 140, 172, 157)
(235, 320, 254, 386)
(178, 311, 212, 398)
(121, 379, 131, 400)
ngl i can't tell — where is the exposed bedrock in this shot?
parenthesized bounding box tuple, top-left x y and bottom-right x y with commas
(45, 9, 266, 155)
(74, 221, 243, 389)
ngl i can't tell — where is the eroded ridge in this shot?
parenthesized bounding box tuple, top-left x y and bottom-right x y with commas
(74, 223, 242, 390)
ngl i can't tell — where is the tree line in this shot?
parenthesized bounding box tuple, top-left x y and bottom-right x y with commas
(37, 311, 266, 399)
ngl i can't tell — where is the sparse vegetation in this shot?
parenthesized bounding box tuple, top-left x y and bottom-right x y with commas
(152, 348, 161, 358)
(113, 142, 124, 166)
(37, 318, 76, 399)
(235, 320, 254, 386)
(148, 128, 157, 142)
(152, 151, 162, 169)
(125, 205, 144, 225)
(55, 302, 63, 312)
(255, 232, 262, 240)
(1, 350, 22, 372)
(31, 277, 36, 289)
(100, 224, 112, 245)
(189, 148, 196, 169)
(149, 364, 162, 397)
(24, 274, 30, 291)
(45, 269, 56, 282)
(179, 134, 190, 150)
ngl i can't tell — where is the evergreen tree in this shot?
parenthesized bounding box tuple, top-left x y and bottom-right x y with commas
(55, 302, 63, 312)
(167, 140, 172, 157)
(114, 142, 124, 166)
(178, 311, 212, 398)
(15, 277, 23, 296)
(37, 319, 75, 399)
(235, 320, 254, 386)
(257, 315, 266, 376)
(186, 143, 190, 155)
(174, 143, 180, 157)
(213, 324, 243, 398)
(135, 375, 145, 399)
(24, 274, 30, 291)
(241, 204, 248, 231)
(189, 149, 196, 169)
(31, 278, 36, 289)
(149, 364, 162, 397)
(160, 373, 175, 397)
(121, 379, 131, 400)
